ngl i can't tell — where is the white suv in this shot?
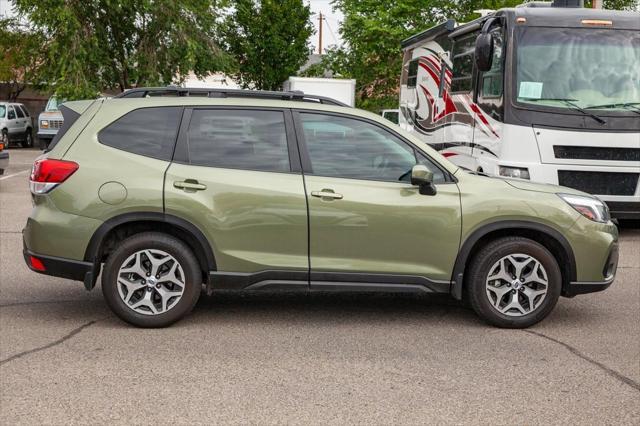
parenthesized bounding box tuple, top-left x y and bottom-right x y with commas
(0, 102, 34, 148)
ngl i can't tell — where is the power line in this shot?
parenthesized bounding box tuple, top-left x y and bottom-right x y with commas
(324, 19, 339, 46)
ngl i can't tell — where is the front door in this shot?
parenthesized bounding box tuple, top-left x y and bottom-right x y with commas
(295, 111, 461, 292)
(164, 108, 308, 290)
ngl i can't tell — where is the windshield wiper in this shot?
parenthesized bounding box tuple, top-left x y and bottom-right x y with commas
(522, 97, 607, 124)
(585, 102, 640, 116)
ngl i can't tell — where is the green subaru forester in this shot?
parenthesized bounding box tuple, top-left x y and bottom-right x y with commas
(23, 88, 618, 328)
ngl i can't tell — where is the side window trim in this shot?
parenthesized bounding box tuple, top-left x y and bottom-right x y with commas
(174, 106, 300, 174)
(292, 109, 454, 184)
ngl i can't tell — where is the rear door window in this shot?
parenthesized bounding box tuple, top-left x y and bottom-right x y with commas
(98, 107, 182, 161)
(20, 105, 30, 117)
(185, 109, 291, 172)
(15, 106, 25, 118)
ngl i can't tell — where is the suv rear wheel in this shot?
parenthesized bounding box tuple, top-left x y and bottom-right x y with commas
(467, 237, 561, 328)
(102, 232, 202, 327)
(22, 129, 33, 148)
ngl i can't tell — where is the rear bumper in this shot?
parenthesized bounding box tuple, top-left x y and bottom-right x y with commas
(23, 246, 99, 290)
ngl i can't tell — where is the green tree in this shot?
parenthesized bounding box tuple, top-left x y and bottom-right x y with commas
(12, 0, 232, 100)
(222, 0, 314, 90)
(0, 18, 45, 101)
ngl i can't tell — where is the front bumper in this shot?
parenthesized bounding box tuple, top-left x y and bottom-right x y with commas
(563, 243, 618, 297)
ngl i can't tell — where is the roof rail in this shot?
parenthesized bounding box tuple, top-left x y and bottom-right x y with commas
(114, 86, 351, 107)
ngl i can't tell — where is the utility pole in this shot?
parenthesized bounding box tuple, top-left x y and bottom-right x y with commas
(318, 12, 323, 55)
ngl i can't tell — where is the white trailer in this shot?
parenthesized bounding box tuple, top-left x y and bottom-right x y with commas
(283, 77, 356, 107)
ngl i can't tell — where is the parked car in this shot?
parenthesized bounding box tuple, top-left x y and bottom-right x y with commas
(37, 96, 65, 149)
(23, 88, 618, 328)
(0, 102, 34, 148)
(0, 135, 8, 175)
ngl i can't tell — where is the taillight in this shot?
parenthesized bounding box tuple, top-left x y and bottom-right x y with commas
(30, 158, 79, 194)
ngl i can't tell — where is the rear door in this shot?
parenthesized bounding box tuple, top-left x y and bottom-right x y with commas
(164, 108, 309, 289)
(295, 111, 461, 291)
(6, 106, 20, 137)
(14, 104, 28, 135)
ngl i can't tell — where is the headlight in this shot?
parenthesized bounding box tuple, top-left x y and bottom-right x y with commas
(40, 120, 49, 128)
(498, 166, 530, 180)
(558, 193, 610, 223)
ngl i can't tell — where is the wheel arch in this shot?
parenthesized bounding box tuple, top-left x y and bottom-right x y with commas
(450, 220, 577, 300)
(84, 212, 216, 288)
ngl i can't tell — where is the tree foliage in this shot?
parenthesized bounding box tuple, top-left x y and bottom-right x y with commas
(318, 0, 638, 111)
(0, 18, 45, 101)
(11, 0, 232, 99)
(222, 0, 314, 90)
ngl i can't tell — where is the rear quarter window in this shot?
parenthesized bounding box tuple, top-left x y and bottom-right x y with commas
(98, 107, 182, 161)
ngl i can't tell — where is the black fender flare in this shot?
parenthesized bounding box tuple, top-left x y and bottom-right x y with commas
(450, 220, 577, 300)
(84, 212, 216, 286)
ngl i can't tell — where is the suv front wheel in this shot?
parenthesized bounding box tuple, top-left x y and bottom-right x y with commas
(102, 232, 202, 327)
(467, 237, 562, 328)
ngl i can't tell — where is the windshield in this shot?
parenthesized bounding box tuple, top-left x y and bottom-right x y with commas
(515, 27, 639, 112)
(45, 97, 65, 112)
(0, 105, 5, 118)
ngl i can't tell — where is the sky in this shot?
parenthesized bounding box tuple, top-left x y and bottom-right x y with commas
(0, 0, 343, 52)
(307, 0, 344, 53)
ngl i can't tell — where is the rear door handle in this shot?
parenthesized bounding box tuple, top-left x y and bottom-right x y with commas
(174, 179, 207, 191)
(311, 189, 343, 200)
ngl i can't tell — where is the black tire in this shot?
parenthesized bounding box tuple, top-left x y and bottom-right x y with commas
(466, 237, 562, 328)
(102, 232, 202, 328)
(1, 129, 8, 147)
(22, 129, 33, 148)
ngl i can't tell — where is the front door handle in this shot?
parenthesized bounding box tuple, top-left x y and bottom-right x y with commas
(311, 189, 343, 200)
(174, 179, 207, 191)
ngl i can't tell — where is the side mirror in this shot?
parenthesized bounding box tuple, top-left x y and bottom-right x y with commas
(411, 165, 437, 196)
(475, 32, 494, 72)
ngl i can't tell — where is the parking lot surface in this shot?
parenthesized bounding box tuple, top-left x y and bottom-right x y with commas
(1, 148, 639, 425)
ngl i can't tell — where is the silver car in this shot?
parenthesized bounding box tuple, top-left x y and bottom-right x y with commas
(0, 102, 34, 148)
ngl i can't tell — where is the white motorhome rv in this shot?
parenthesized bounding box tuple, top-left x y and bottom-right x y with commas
(399, 0, 640, 219)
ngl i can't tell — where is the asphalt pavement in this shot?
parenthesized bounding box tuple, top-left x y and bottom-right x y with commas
(1, 148, 638, 425)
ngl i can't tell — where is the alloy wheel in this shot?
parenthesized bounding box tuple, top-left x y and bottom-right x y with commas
(485, 253, 548, 317)
(117, 249, 186, 315)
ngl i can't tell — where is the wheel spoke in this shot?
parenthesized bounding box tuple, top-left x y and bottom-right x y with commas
(120, 252, 147, 278)
(157, 287, 183, 312)
(487, 285, 512, 308)
(487, 258, 512, 283)
(500, 291, 526, 314)
(523, 287, 547, 311)
(118, 278, 145, 303)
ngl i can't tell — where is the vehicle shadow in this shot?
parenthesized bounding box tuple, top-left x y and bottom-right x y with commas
(187, 290, 481, 328)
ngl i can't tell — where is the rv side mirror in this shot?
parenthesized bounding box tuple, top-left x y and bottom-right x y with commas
(475, 32, 494, 72)
(411, 165, 437, 196)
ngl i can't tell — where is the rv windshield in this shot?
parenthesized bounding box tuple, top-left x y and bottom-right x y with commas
(515, 27, 640, 112)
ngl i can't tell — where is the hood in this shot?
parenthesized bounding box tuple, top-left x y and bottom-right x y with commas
(503, 178, 588, 196)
